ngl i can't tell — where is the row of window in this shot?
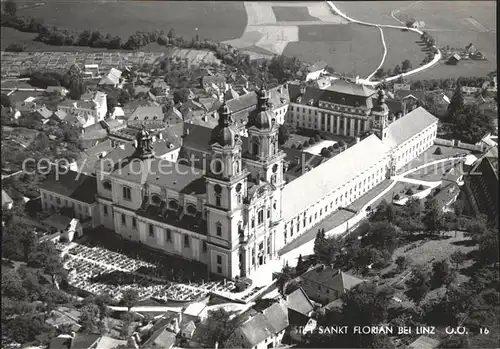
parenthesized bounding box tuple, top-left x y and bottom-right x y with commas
(283, 166, 385, 241)
(42, 192, 88, 214)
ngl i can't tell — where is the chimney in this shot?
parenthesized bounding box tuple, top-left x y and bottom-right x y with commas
(402, 100, 407, 116)
(159, 132, 163, 140)
(185, 128, 190, 136)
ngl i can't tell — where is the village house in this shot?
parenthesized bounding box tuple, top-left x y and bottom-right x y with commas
(305, 61, 328, 82)
(201, 74, 226, 91)
(57, 91, 107, 128)
(83, 64, 100, 78)
(447, 53, 461, 65)
(99, 68, 123, 88)
(409, 20, 425, 29)
(299, 265, 365, 304)
(152, 79, 170, 97)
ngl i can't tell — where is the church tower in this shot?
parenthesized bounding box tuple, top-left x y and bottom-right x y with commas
(371, 89, 390, 140)
(205, 101, 249, 278)
(241, 87, 286, 275)
(245, 87, 286, 187)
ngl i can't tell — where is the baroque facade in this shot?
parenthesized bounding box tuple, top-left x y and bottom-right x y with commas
(40, 82, 438, 279)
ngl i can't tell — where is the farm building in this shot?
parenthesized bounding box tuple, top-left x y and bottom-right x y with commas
(465, 43, 478, 54)
(305, 61, 328, 82)
(409, 20, 425, 29)
(447, 53, 461, 65)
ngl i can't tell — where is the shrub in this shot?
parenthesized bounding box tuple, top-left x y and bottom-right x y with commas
(308, 137, 315, 145)
(303, 140, 309, 148)
(338, 141, 345, 147)
(333, 143, 339, 149)
(290, 144, 296, 149)
(297, 144, 303, 150)
(394, 194, 401, 200)
(417, 184, 424, 190)
(434, 147, 442, 155)
(406, 188, 414, 195)
(327, 146, 334, 152)
(314, 134, 321, 142)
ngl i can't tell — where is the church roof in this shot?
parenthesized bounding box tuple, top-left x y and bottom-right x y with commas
(383, 107, 438, 149)
(282, 134, 389, 222)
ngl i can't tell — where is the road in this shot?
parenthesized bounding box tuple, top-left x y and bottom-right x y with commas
(326, 1, 442, 85)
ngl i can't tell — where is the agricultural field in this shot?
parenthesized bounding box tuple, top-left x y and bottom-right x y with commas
(382, 28, 428, 74)
(283, 24, 383, 78)
(334, 1, 412, 25)
(18, 0, 247, 42)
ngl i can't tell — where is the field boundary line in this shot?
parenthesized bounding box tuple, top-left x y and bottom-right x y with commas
(326, 1, 442, 86)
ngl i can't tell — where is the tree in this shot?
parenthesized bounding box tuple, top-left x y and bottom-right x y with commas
(1, 93, 12, 108)
(342, 282, 394, 326)
(314, 134, 321, 142)
(119, 312, 133, 339)
(107, 95, 118, 115)
(276, 263, 294, 297)
(3, 0, 17, 16)
(308, 137, 315, 145)
(447, 83, 465, 120)
(406, 266, 430, 304)
(202, 309, 240, 347)
(362, 221, 399, 255)
(450, 250, 467, 270)
(278, 123, 293, 145)
(395, 256, 408, 272)
(431, 260, 453, 288)
(167, 28, 176, 39)
(394, 64, 402, 75)
(80, 304, 101, 334)
(423, 199, 444, 235)
(120, 289, 139, 311)
(401, 59, 412, 72)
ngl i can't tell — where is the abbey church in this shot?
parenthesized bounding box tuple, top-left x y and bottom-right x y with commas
(40, 82, 438, 279)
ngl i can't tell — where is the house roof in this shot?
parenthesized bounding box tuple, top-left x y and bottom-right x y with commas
(308, 61, 328, 72)
(49, 334, 101, 349)
(163, 106, 183, 125)
(94, 336, 127, 349)
(301, 266, 365, 293)
(128, 105, 164, 122)
(282, 134, 389, 221)
(35, 106, 53, 119)
(39, 170, 97, 204)
(285, 287, 314, 316)
(288, 82, 374, 108)
(99, 68, 122, 85)
(202, 74, 226, 86)
(43, 214, 73, 231)
(2, 189, 13, 206)
(54, 109, 67, 121)
(383, 107, 438, 149)
(394, 90, 425, 101)
(235, 302, 289, 347)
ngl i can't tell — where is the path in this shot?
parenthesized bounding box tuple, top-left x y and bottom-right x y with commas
(326, 1, 442, 85)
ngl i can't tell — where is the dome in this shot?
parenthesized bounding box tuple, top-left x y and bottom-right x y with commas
(210, 124, 239, 147)
(209, 101, 240, 147)
(247, 108, 275, 130)
(246, 87, 276, 130)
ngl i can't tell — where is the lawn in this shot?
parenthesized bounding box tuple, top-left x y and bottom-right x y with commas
(396, 145, 471, 174)
(334, 1, 411, 26)
(347, 179, 394, 212)
(283, 24, 383, 78)
(405, 160, 457, 181)
(19, 1, 247, 42)
(392, 231, 475, 267)
(272, 6, 319, 22)
(382, 28, 428, 74)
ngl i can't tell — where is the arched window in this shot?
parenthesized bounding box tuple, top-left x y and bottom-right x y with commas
(102, 180, 112, 191)
(144, 116, 149, 120)
(168, 199, 178, 210)
(186, 204, 197, 215)
(236, 183, 242, 192)
(151, 194, 162, 205)
(153, 116, 158, 120)
(122, 186, 132, 200)
(252, 142, 259, 155)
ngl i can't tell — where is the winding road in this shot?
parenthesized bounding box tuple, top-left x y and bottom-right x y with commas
(326, 1, 442, 86)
